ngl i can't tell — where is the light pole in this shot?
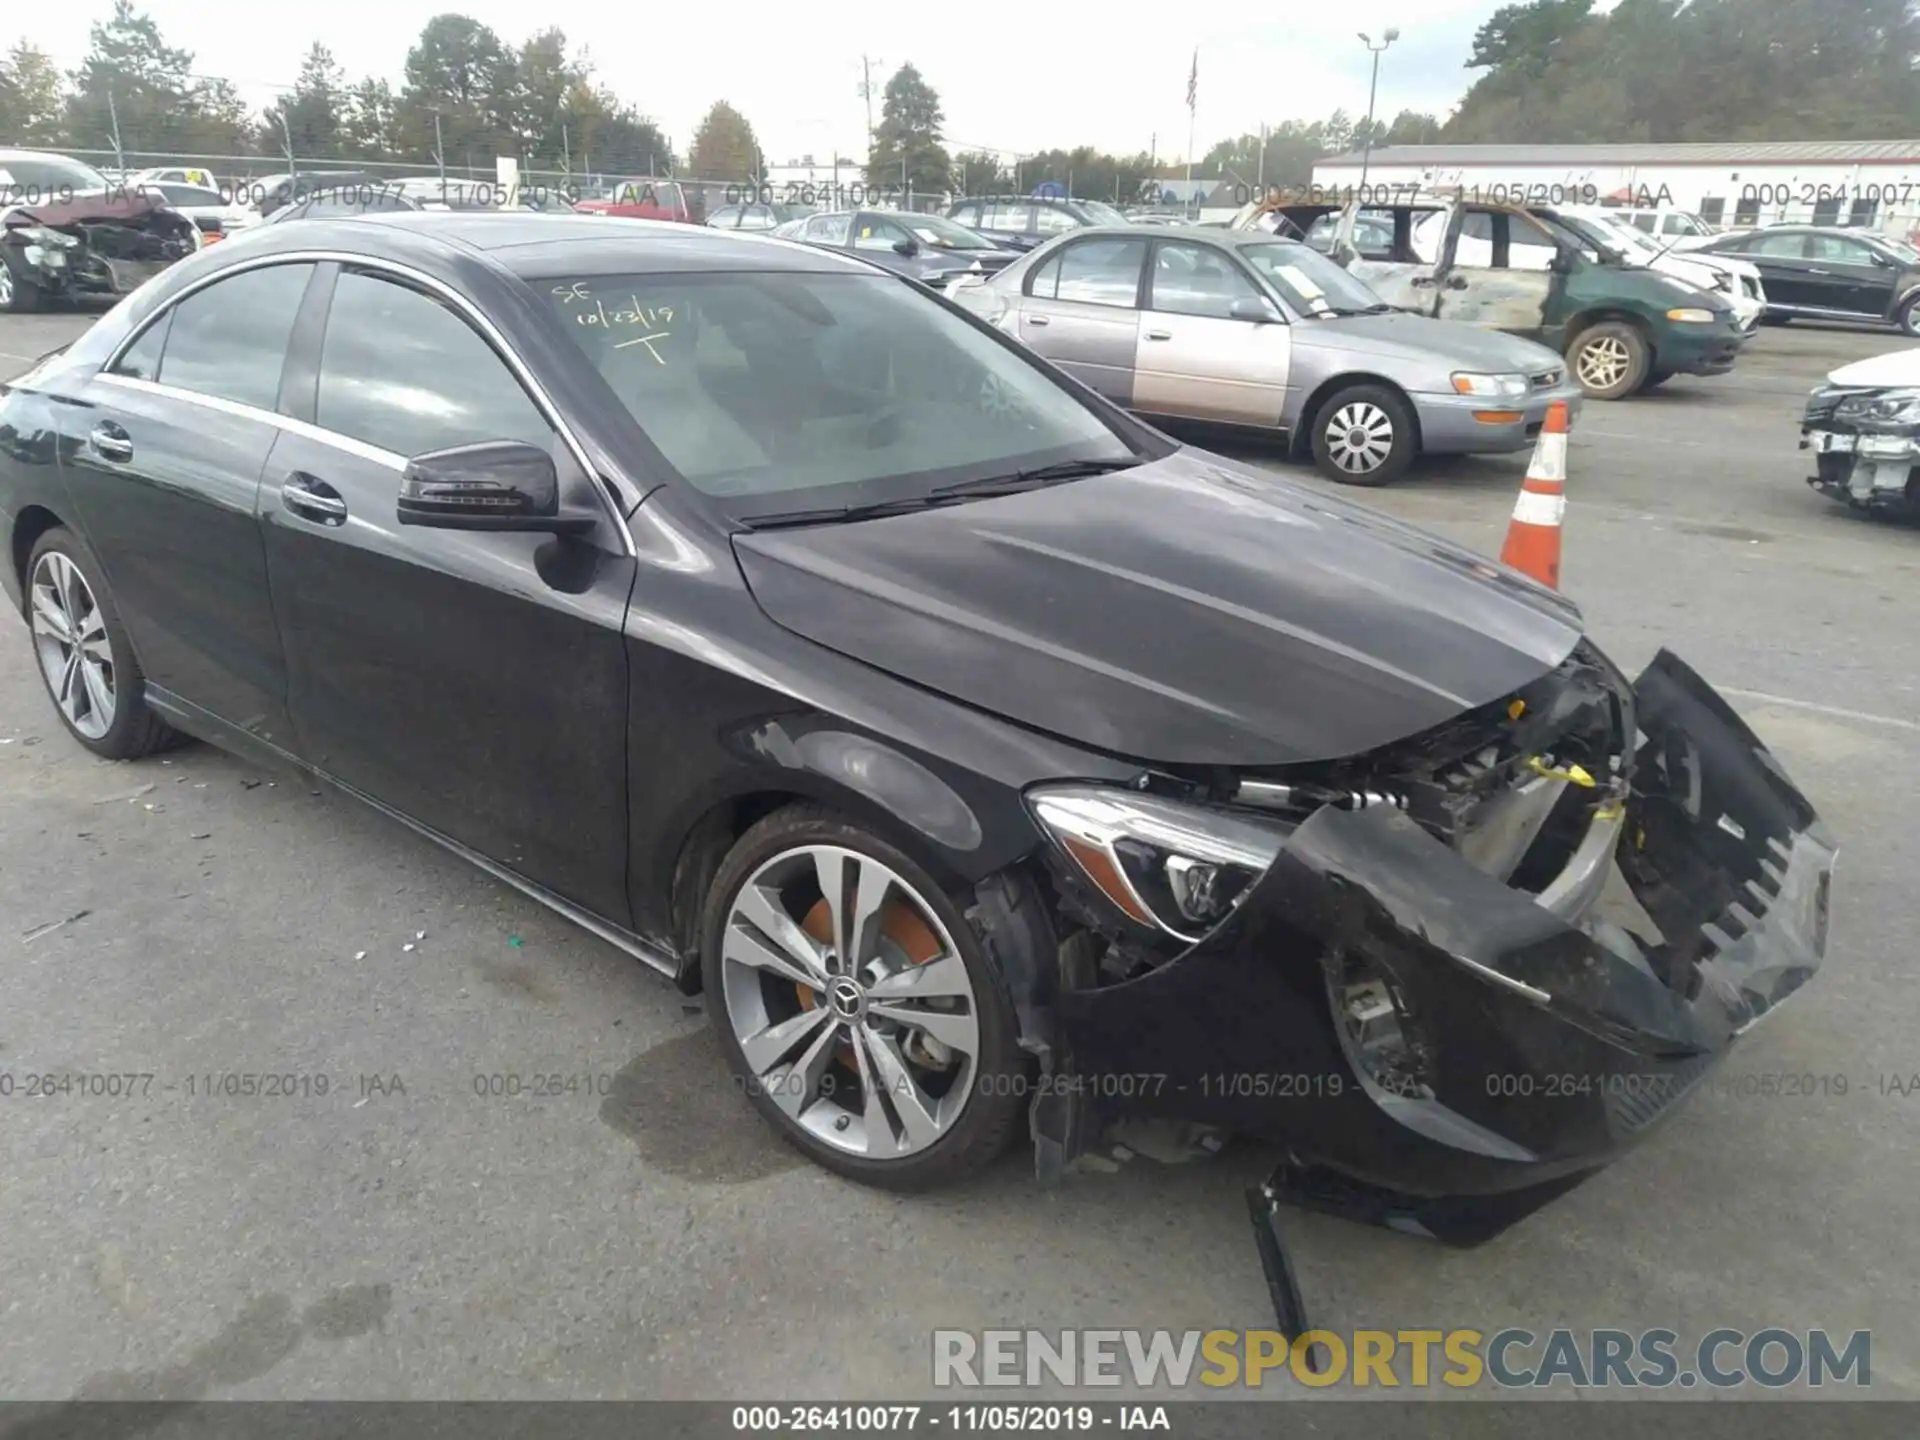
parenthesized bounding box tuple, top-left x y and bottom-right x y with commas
(1357, 28, 1398, 193)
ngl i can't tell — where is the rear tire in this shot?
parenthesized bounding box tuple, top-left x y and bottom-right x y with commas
(701, 803, 1027, 1191)
(1309, 383, 1416, 486)
(1569, 321, 1650, 400)
(24, 527, 185, 760)
(1898, 294, 1920, 338)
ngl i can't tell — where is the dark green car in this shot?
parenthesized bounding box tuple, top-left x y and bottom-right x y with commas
(1242, 191, 1748, 400)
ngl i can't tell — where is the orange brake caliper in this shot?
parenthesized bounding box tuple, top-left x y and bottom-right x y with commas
(796, 900, 941, 1067)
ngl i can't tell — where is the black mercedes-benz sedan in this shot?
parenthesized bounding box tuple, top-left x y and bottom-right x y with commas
(0, 213, 1834, 1288)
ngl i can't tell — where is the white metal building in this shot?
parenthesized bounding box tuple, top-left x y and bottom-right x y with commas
(1312, 141, 1920, 238)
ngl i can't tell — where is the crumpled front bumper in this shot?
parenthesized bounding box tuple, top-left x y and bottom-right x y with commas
(1802, 416, 1920, 509)
(1050, 649, 1835, 1204)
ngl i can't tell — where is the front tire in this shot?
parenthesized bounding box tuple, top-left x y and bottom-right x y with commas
(1897, 294, 1920, 338)
(0, 261, 43, 314)
(25, 527, 184, 759)
(700, 804, 1027, 1191)
(1569, 321, 1650, 400)
(1309, 383, 1416, 486)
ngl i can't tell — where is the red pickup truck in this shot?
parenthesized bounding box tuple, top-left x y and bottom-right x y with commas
(572, 178, 696, 224)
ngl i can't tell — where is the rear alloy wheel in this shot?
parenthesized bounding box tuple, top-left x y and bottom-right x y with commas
(1569, 321, 1650, 400)
(702, 806, 1026, 1190)
(1898, 294, 1920, 338)
(26, 528, 183, 759)
(1310, 383, 1415, 486)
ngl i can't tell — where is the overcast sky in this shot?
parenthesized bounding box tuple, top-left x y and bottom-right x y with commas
(4, 4, 1498, 162)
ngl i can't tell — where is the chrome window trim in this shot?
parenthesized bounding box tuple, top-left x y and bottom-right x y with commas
(96, 373, 407, 469)
(98, 246, 639, 554)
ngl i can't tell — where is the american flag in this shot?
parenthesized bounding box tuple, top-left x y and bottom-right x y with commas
(1186, 50, 1197, 112)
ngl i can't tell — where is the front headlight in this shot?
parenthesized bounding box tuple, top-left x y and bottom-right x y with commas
(1451, 372, 1528, 399)
(1666, 307, 1716, 323)
(1027, 785, 1288, 941)
(1837, 387, 1920, 424)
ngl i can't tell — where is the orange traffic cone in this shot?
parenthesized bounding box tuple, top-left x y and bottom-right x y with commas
(1499, 400, 1570, 589)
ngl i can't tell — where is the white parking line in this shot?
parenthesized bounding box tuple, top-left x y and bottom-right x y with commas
(1720, 687, 1920, 734)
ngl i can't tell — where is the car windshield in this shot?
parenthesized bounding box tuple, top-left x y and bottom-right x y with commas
(1238, 241, 1388, 316)
(1874, 235, 1920, 263)
(1075, 200, 1128, 226)
(1554, 215, 1636, 261)
(542, 271, 1137, 518)
(898, 214, 998, 250)
(0, 155, 113, 197)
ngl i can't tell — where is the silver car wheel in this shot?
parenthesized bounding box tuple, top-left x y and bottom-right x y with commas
(0, 265, 14, 309)
(1324, 401, 1395, 474)
(30, 551, 116, 740)
(1576, 335, 1632, 391)
(719, 844, 981, 1160)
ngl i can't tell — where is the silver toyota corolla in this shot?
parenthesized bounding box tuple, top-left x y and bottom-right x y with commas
(947, 225, 1585, 485)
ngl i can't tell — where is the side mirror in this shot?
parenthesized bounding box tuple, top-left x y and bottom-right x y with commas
(893, 237, 918, 256)
(1549, 248, 1575, 274)
(397, 440, 596, 534)
(1229, 296, 1283, 324)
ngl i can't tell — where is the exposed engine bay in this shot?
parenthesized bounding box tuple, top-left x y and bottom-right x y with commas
(1036, 640, 1636, 989)
(1, 191, 199, 309)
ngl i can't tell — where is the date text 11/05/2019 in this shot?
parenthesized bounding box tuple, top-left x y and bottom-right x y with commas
(732, 1406, 1172, 1432)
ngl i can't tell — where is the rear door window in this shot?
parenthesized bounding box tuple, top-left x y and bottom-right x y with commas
(1045, 237, 1146, 307)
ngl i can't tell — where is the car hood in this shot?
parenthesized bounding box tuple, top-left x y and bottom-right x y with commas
(732, 448, 1585, 766)
(1299, 312, 1566, 372)
(1827, 346, 1920, 388)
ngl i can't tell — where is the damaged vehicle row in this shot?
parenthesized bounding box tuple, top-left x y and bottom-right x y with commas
(1236, 188, 1752, 400)
(1, 150, 201, 313)
(0, 212, 1835, 1334)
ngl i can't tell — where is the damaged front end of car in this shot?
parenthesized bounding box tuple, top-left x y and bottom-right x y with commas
(1, 193, 199, 308)
(1802, 382, 1920, 512)
(1018, 642, 1834, 1346)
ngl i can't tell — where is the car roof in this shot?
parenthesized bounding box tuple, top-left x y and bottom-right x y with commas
(239, 210, 874, 278)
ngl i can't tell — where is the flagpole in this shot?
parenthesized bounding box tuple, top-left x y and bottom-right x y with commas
(1184, 47, 1196, 203)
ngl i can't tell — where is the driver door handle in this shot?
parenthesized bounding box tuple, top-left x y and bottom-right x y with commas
(89, 422, 133, 463)
(281, 472, 348, 525)
(1805, 267, 1830, 275)
(1145, 329, 1172, 341)
(1023, 314, 1049, 325)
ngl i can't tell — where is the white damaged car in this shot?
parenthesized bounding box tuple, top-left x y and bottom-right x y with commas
(1801, 344, 1920, 513)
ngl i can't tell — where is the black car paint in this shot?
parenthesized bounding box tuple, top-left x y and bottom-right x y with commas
(0, 212, 1834, 1223)
(1698, 226, 1920, 325)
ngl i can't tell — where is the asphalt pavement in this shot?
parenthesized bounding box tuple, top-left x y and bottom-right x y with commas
(1, 310, 1916, 1403)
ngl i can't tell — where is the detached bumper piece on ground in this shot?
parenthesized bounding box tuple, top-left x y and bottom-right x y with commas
(1036, 649, 1835, 1351)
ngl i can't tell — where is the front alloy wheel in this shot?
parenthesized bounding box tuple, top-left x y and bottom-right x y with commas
(703, 807, 1025, 1188)
(30, 550, 116, 740)
(1570, 321, 1650, 400)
